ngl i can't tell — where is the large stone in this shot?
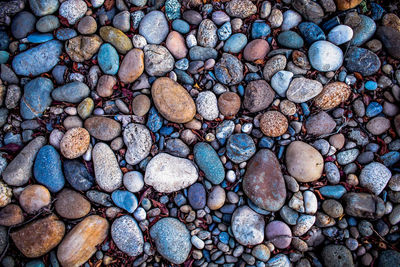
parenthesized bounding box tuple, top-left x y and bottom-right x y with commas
(197, 19, 218, 48)
(286, 141, 324, 182)
(60, 128, 90, 159)
(139, 11, 169, 44)
(65, 35, 102, 62)
(29, 0, 59, 16)
(11, 214, 65, 258)
(143, 44, 174, 76)
(225, 0, 257, 19)
(345, 47, 381, 76)
(376, 26, 400, 59)
(243, 80, 275, 113)
(111, 215, 144, 257)
(63, 159, 94, 191)
(118, 49, 144, 83)
(34, 145, 65, 192)
(342, 193, 385, 219)
(231, 206, 265, 246)
(57, 215, 109, 267)
(20, 77, 53, 120)
(144, 153, 198, 193)
(55, 189, 91, 219)
(99, 26, 132, 54)
(308, 41, 343, 72)
(321, 245, 355, 267)
(286, 78, 323, 103)
(314, 82, 351, 110)
(52, 82, 90, 103)
(243, 149, 286, 211)
(151, 77, 196, 123)
(359, 162, 391, 195)
(123, 123, 152, 165)
(84, 117, 121, 141)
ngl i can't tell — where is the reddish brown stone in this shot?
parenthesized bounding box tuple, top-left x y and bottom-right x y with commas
(260, 111, 288, 137)
(218, 92, 241, 116)
(243, 39, 270, 62)
(0, 204, 24, 226)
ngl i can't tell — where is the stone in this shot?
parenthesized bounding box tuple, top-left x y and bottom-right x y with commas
(150, 218, 191, 264)
(196, 91, 219, 121)
(214, 53, 243, 85)
(218, 92, 241, 117)
(271, 71, 293, 97)
(11, 11, 36, 39)
(65, 35, 102, 63)
(98, 43, 119, 75)
(166, 31, 187, 59)
(225, 0, 257, 19)
(0, 204, 24, 226)
(194, 142, 224, 185)
(322, 199, 343, 218)
(207, 186, 226, 210)
(113, 11, 130, 32)
(57, 215, 108, 267)
(244, 149, 286, 211)
(292, 214, 315, 236)
(277, 31, 304, 49)
(306, 111, 336, 136)
(350, 15, 376, 46)
(60, 128, 90, 159)
(231, 206, 265, 246)
(226, 133, 256, 164)
(359, 162, 391, 195)
(378, 250, 400, 267)
(342, 193, 385, 219)
(19, 185, 51, 214)
(336, 0, 362, 10)
(96, 75, 117, 97)
(286, 78, 323, 103)
(118, 48, 144, 84)
(123, 123, 152, 165)
(84, 117, 121, 141)
(188, 183, 206, 210)
(99, 26, 132, 54)
(29, 0, 59, 16)
(132, 94, 150, 116)
(217, 21, 232, 41)
(93, 142, 123, 192)
(328, 25, 353, 45)
(260, 111, 288, 137)
(265, 221, 292, 249)
(322, 245, 354, 267)
(3, 136, 46, 186)
(34, 145, 65, 193)
(59, 0, 87, 24)
(314, 82, 351, 110)
(111, 215, 143, 256)
(223, 33, 247, 53)
(308, 41, 343, 72)
(298, 22, 325, 44)
(151, 77, 196, 123)
(36, 15, 60, 32)
(345, 47, 381, 76)
(243, 39, 270, 62)
(12, 40, 62, 76)
(11, 215, 64, 259)
(292, 0, 324, 24)
(139, 11, 169, 44)
(366, 117, 391, 135)
(197, 19, 218, 48)
(111, 190, 138, 213)
(77, 16, 97, 34)
(263, 55, 287, 81)
(52, 82, 90, 103)
(243, 80, 275, 113)
(286, 141, 324, 182)
(144, 44, 174, 76)
(55, 189, 90, 219)
(376, 26, 400, 59)
(123, 171, 144, 193)
(189, 46, 218, 61)
(282, 10, 302, 31)
(20, 77, 53, 120)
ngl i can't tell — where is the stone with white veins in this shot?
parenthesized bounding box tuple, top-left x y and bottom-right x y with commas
(359, 162, 391, 195)
(111, 215, 144, 257)
(144, 153, 198, 193)
(196, 91, 219, 121)
(123, 123, 152, 165)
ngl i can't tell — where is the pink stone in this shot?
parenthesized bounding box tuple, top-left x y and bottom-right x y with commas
(265, 221, 292, 249)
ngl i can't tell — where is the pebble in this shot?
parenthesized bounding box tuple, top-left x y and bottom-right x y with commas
(144, 44, 174, 76)
(265, 221, 292, 249)
(60, 128, 90, 159)
(188, 183, 206, 210)
(52, 82, 89, 103)
(226, 133, 256, 163)
(214, 53, 243, 85)
(271, 70, 293, 97)
(63, 160, 94, 191)
(34, 145, 65, 192)
(196, 91, 219, 121)
(277, 31, 304, 49)
(328, 25, 353, 45)
(207, 186, 226, 210)
(231, 206, 265, 246)
(99, 26, 132, 54)
(322, 245, 354, 267)
(308, 41, 343, 72)
(19, 184, 51, 214)
(98, 43, 119, 75)
(218, 92, 241, 116)
(260, 111, 288, 137)
(59, 0, 87, 25)
(225, 0, 257, 19)
(345, 47, 381, 76)
(359, 162, 391, 195)
(84, 117, 121, 141)
(244, 79, 275, 112)
(111, 190, 138, 213)
(282, 10, 302, 31)
(20, 77, 53, 119)
(243, 39, 269, 61)
(123, 123, 152, 165)
(286, 78, 323, 103)
(111, 215, 143, 256)
(55, 189, 90, 219)
(314, 82, 351, 110)
(0, 204, 24, 226)
(123, 171, 144, 193)
(194, 142, 224, 184)
(305, 111, 336, 136)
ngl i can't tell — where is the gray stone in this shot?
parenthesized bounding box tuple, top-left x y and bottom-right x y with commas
(359, 162, 391, 195)
(123, 123, 152, 165)
(231, 206, 265, 246)
(111, 215, 143, 256)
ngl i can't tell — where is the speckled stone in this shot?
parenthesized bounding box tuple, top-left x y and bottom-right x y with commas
(55, 189, 90, 219)
(314, 82, 351, 110)
(226, 133, 256, 164)
(194, 142, 224, 185)
(231, 206, 265, 246)
(260, 111, 288, 137)
(243, 80, 275, 113)
(286, 78, 323, 103)
(84, 117, 121, 141)
(359, 162, 391, 195)
(111, 215, 143, 257)
(60, 128, 90, 159)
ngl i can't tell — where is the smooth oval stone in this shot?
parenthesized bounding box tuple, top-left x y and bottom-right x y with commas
(308, 40, 343, 72)
(292, 0, 324, 24)
(57, 215, 109, 267)
(11, 11, 36, 39)
(111, 190, 138, 213)
(194, 142, 225, 185)
(150, 217, 191, 264)
(328, 25, 353, 45)
(243, 149, 286, 211)
(223, 33, 247, 53)
(207, 185, 226, 210)
(336, 0, 362, 10)
(19, 184, 51, 214)
(123, 123, 152, 165)
(0, 204, 24, 226)
(299, 22, 326, 44)
(351, 15, 376, 46)
(34, 145, 65, 193)
(151, 77, 196, 123)
(84, 117, 121, 141)
(286, 78, 323, 103)
(198, 19, 218, 48)
(3, 136, 46, 186)
(12, 40, 62, 76)
(189, 46, 218, 61)
(188, 183, 206, 210)
(99, 26, 132, 54)
(11, 214, 65, 258)
(322, 245, 354, 267)
(93, 142, 122, 192)
(63, 159, 94, 191)
(36, 15, 60, 32)
(20, 77, 53, 120)
(286, 141, 324, 182)
(29, 0, 60, 16)
(305, 111, 336, 136)
(265, 221, 292, 249)
(118, 48, 144, 83)
(359, 162, 391, 195)
(314, 82, 351, 110)
(144, 153, 198, 193)
(55, 28, 77, 40)
(281, 10, 302, 31)
(376, 26, 400, 59)
(251, 20, 271, 39)
(55, 189, 90, 219)
(98, 43, 119, 75)
(60, 128, 90, 159)
(226, 133, 256, 164)
(111, 215, 143, 257)
(231, 206, 265, 246)
(225, 0, 257, 19)
(277, 31, 304, 49)
(139, 11, 169, 44)
(27, 32, 54, 43)
(196, 91, 218, 121)
(52, 82, 89, 103)
(243, 39, 270, 61)
(345, 47, 381, 76)
(214, 53, 244, 85)
(172, 19, 190, 34)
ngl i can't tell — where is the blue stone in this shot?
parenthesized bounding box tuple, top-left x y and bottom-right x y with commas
(165, 0, 181, 20)
(365, 80, 377, 91)
(378, 250, 400, 267)
(226, 133, 256, 164)
(238, 84, 245, 96)
(321, 16, 340, 31)
(251, 20, 271, 39)
(259, 137, 274, 149)
(339, 71, 347, 82)
(345, 47, 381, 76)
(204, 250, 211, 262)
(223, 33, 247, 53)
(98, 43, 119, 75)
(248, 199, 270, 215)
(175, 69, 194, 85)
(34, 145, 65, 193)
(319, 185, 347, 199)
(298, 22, 326, 44)
(371, 3, 385, 21)
(26, 260, 45, 267)
(351, 15, 376, 46)
(301, 103, 310, 116)
(194, 142, 225, 184)
(216, 120, 234, 145)
(175, 58, 189, 70)
(217, 22, 232, 41)
(0, 51, 9, 64)
(55, 28, 77, 41)
(147, 107, 163, 132)
(277, 31, 304, 49)
(189, 46, 218, 61)
(36, 15, 60, 33)
(111, 190, 138, 213)
(4, 132, 22, 146)
(19, 43, 28, 51)
(11, 11, 36, 39)
(347, 217, 357, 226)
(174, 193, 187, 206)
(64, 159, 94, 191)
(219, 232, 229, 244)
(12, 40, 62, 76)
(131, 11, 145, 30)
(27, 32, 54, 43)
(172, 19, 190, 34)
(52, 82, 89, 103)
(220, 204, 236, 214)
(0, 31, 9, 50)
(188, 183, 206, 209)
(20, 77, 53, 120)
(159, 126, 174, 136)
(244, 73, 261, 82)
(366, 102, 382, 117)
(381, 151, 400, 167)
(29, 0, 59, 16)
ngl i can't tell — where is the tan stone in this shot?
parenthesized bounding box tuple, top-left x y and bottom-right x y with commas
(260, 111, 288, 137)
(0, 204, 24, 226)
(60, 127, 90, 159)
(84, 117, 121, 141)
(118, 48, 144, 84)
(314, 82, 351, 110)
(65, 35, 102, 62)
(166, 31, 188, 59)
(99, 26, 132, 54)
(96, 75, 117, 97)
(335, 0, 362, 10)
(218, 92, 241, 117)
(19, 184, 51, 214)
(132, 94, 151, 116)
(55, 189, 91, 219)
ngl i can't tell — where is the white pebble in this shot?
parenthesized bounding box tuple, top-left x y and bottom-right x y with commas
(303, 191, 318, 215)
(123, 171, 144, 193)
(226, 170, 236, 183)
(134, 207, 147, 221)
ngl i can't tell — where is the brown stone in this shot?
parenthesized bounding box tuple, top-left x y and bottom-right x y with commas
(57, 215, 109, 267)
(382, 13, 400, 32)
(305, 111, 336, 136)
(55, 189, 91, 219)
(0, 204, 24, 226)
(243, 80, 275, 113)
(84, 116, 122, 141)
(166, 31, 188, 59)
(96, 75, 117, 97)
(243, 149, 286, 211)
(329, 133, 345, 150)
(118, 48, 144, 84)
(342, 193, 385, 219)
(263, 55, 287, 81)
(218, 92, 241, 116)
(243, 39, 270, 62)
(11, 214, 65, 258)
(132, 94, 151, 116)
(19, 184, 51, 214)
(77, 16, 97, 34)
(99, 26, 132, 54)
(292, 50, 311, 70)
(335, 0, 362, 10)
(151, 77, 196, 123)
(60, 127, 90, 159)
(260, 111, 288, 137)
(314, 82, 351, 110)
(65, 35, 102, 62)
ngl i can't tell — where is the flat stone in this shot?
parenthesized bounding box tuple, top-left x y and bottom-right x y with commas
(118, 48, 144, 83)
(52, 82, 90, 103)
(308, 40, 343, 72)
(84, 117, 121, 141)
(139, 11, 169, 44)
(345, 47, 381, 76)
(342, 192, 385, 219)
(20, 77, 53, 120)
(265, 221, 292, 249)
(197, 19, 217, 48)
(0, 204, 24, 226)
(99, 26, 132, 54)
(226, 133, 256, 164)
(225, 0, 257, 19)
(59, 0, 87, 24)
